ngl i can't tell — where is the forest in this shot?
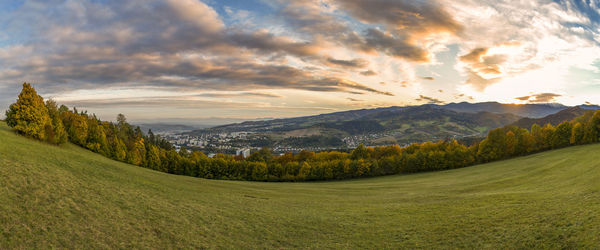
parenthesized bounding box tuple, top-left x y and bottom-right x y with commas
(5, 83, 600, 181)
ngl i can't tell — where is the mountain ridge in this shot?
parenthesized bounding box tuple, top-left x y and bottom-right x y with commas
(184, 102, 599, 148)
(199, 102, 574, 133)
(510, 106, 593, 128)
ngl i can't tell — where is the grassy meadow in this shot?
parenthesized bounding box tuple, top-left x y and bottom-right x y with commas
(1, 121, 600, 248)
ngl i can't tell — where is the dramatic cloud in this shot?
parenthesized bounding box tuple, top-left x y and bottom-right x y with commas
(0, 0, 396, 99)
(278, 0, 349, 35)
(333, 0, 462, 37)
(452, 0, 600, 95)
(0, 0, 599, 120)
(361, 28, 430, 62)
(459, 48, 507, 90)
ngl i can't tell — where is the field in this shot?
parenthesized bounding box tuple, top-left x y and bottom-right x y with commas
(1, 121, 600, 248)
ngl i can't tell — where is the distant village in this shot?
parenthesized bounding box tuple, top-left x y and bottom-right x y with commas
(157, 130, 419, 157)
(158, 131, 255, 157)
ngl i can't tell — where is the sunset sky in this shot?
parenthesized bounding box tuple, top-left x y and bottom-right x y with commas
(1, 0, 600, 123)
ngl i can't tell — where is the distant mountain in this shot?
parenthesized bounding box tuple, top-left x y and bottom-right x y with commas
(190, 104, 522, 146)
(578, 104, 600, 110)
(194, 102, 572, 135)
(510, 106, 597, 128)
(136, 123, 199, 133)
(193, 106, 413, 135)
(441, 102, 567, 118)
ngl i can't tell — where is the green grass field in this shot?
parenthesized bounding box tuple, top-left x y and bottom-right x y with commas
(1, 121, 600, 248)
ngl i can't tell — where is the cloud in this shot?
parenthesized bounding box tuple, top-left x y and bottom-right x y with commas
(459, 47, 507, 90)
(58, 96, 266, 109)
(515, 96, 531, 101)
(347, 97, 363, 102)
(276, 0, 460, 62)
(362, 28, 429, 62)
(464, 69, 501, 91)
(451, 0, 600, 95)
(331, 0, 461, 62)
(415, 95, 445, 104)
(278, 1, 349, 35)
(2, 0, 600, 119)
(57, 95, 339, 116)
(326, 58, 369, 68)
(227, 30, 322, 58)
(515, 93, 562, 103)
(325, 78, 395, 96)
(195, 92, 282, 98)
(0, 0, 398, 98)
(360, 70, 377, 76)
(333, 0, 462, 37)
(459, 48, 488, 63)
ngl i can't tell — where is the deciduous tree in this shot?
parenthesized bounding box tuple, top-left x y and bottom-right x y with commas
(5, 83, 51, 140)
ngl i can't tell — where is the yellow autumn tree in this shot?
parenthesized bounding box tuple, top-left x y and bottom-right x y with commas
(5, 83, 51, 140)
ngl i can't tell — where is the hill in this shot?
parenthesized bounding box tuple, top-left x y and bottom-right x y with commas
(191, 105, 522, 147)
(511, 107, 592, 128)
(193, 102, 568, 134)
(187, 102, 585, 148)
(442, 102, 567, 118)
(2, 121, 600, 248)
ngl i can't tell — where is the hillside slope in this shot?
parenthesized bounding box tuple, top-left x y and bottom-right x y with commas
(511, 107, 591, 128)
(1, 122, 600, 248)
(192, 105, 521, 147)
(442, 102, 567, 118)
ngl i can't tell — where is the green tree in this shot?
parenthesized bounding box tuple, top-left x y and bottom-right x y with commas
(584, 111, 600, 143)
(530, 124, 542, 151)
(351, 144, 370, 160)
(126, 138, 146, 166)
(5, 83, 51, 140)
(505, 131, 516, 156)
(112, 138, 127, 161)
(86, 119, 109, 155)
(552, 121, 572, 148)
(355, 159, 371, 177)
(62, 112, 88, 145)
(540, 124, 556, 149)
(477, 128, 506, 162)
(570, 122, 584, 145)
(515, 128, 534, 154)
(247, 147, 272, 162)
(145, 145, 162, 170)
(45, 99, 68, 144)
(298, 161, 312, 180)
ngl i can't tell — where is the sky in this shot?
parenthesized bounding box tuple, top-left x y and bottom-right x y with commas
(1, 0, 600, 124)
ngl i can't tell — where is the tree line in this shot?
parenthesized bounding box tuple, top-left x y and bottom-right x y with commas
(5, 83, 600, 181)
